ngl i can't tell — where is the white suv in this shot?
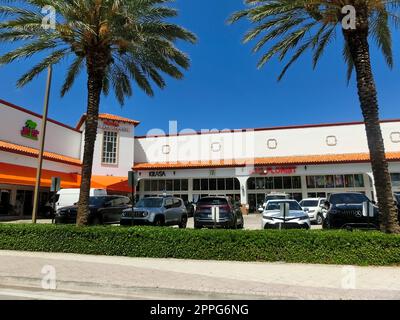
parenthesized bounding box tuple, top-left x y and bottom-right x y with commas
(299, 198, 326, 225)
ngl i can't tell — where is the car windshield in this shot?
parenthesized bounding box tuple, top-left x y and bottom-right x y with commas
(136, 198, 163, 208)
(300, 200, 319, 207)
(89, 197, 106, 206)
(266, 201, 302, 211)
(329, 193, 368, 205)
(197, 198, 228, 206)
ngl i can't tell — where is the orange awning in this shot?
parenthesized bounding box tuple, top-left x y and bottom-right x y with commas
(90, 175, 133, 193)
(0, 162, 80, 188)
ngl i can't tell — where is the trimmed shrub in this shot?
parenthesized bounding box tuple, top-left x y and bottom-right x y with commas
(0, 224, 400, 265)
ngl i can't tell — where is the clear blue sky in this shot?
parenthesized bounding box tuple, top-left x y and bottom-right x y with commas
(0, 0, 399, 135)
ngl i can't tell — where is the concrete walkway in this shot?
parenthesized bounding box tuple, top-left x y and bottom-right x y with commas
(0, 250, 399, 300)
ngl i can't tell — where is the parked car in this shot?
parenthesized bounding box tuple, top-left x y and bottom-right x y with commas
(322, 192, 379, 230)
(262, 199, 310, 229)
(258, 192, 291, 212)
(194, 196, 244, 229)
(394, 193, 400, 220)
(120, 196, 188, 228)
(54, 195, 130, 225)
(185, 201, 195, 217)
(54, 188, 107, 212)
(299, 198, 326, 225)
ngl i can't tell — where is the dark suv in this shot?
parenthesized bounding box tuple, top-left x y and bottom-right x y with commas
(322, 192, 379, 230)
(194, 196, 244, 229)
(55, 195, 131, 225)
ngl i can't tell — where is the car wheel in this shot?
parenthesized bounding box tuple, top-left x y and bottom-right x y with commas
(194, 222, 201, 229)
(153, 216, 164, 227)
(316, 214, 324, 225)
(179, 215, 188, 229)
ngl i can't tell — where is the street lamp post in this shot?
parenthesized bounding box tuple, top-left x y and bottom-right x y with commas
(32, 65, 53, 224)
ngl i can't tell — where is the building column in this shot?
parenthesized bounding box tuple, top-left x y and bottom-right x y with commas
(237, 176, 249, 206)
(188, 178, 193, 203)
(365, 172, 376, 201)
(301, 176, 308, 199)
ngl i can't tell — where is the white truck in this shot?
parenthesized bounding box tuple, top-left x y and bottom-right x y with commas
(54, 188, 107, 211)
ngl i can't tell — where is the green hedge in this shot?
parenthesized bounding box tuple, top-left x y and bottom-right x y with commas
(1, 224, 400, 265)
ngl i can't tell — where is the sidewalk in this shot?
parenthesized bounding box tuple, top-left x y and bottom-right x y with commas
(0, 250, 400, 300)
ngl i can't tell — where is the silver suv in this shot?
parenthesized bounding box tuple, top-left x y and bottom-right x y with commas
(120, 196, 188, 228)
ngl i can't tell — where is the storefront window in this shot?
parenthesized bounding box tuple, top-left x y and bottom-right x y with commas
(325, 175, 334, 188)
(158, 180, 166, 192)
(247, 178, 255, 190)
(193, 179, 200, 191)
(265, 177, 274, 189)
(217, 179, 225, 190)
(292, 176, 301, 189)
(173, 179, 181, 191)
(391, 173, 400, 188)
(150, 180, 158, 192)
(181, 179, 188, 191)
(209, 179, 217, 191)
(274, 177, 283, 189)
(283, 176, 292, 189)
(226, 178, 234, 190)
(234, 178, 240, 190)
(335, 175, 344, 188)
(144, 180, 151, 192)
(315, 176, 325, 188)
(165, 180, 173, 191)
(256, 178, 265, 190)
(354, 174, 365, 188)
(201, 179, 209, 190)
(307, 176, 315, 189)
(345, 175, 355, 188)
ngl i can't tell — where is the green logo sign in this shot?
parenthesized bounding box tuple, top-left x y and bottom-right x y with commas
(21, 120, 39, 140)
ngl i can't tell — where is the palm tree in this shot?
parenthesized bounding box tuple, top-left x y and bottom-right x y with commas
(229, 0, 400, 233)
(0, 0, 196, 226)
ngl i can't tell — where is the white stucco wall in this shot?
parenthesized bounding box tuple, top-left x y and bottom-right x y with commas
(90, 120, 135, 177)
(0, 150, 81, 173)
(134, 121, 400, 164)
(0, 102, 82, 159)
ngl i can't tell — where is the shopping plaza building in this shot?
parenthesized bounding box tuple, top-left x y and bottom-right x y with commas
(1, 98, 400, 215)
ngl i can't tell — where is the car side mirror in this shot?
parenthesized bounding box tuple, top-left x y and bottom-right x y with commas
(324, 201, 330, 208)
(371, 200, 377, 205)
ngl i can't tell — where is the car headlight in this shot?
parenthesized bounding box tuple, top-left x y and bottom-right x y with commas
(298, 216, 309, 221)
(329, 209, 338, 215)
(263, 215, 274, 220)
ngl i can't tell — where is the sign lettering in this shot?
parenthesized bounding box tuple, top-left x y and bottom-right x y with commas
(250, 166, 297, 176)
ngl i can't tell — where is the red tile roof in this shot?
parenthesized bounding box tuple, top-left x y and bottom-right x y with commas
(76, 113, 140, 129)
(0, 140, 81, 166)
(133, 152, 400, 170)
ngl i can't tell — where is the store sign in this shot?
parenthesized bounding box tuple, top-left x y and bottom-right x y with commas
(251, 166, 297, 176)
(21, 120, 39, 140)
(149, 171, 167, 177)
(103, 120, 120, 127)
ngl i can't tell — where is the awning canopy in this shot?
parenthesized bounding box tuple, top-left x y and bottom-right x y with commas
(0, 162, 80, 188)
(0, 162, 132, 193)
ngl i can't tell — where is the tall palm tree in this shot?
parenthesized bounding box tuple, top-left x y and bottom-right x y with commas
(229, 0, 400, 233)
(0, 0, 196, 226)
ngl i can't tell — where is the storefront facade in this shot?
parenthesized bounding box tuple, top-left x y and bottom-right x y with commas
(1, 98, 400, 215)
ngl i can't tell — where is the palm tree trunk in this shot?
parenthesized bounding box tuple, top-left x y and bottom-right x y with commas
(76, 53, 106, 226)
(343, 7, 399, 233)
